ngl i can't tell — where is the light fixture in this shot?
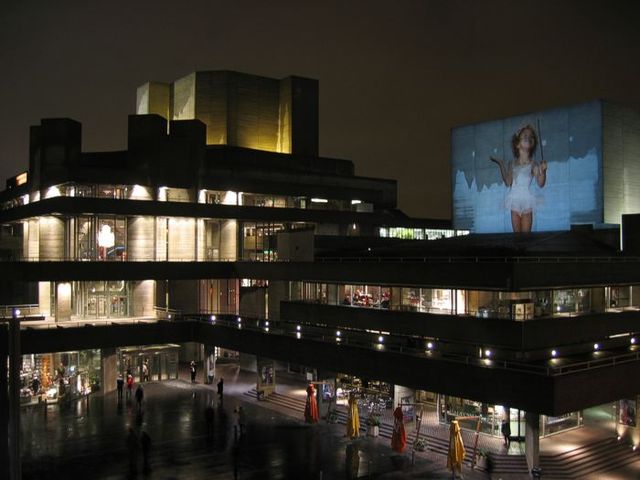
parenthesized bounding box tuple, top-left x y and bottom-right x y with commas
(237, 317, 242, 323)
(484, 349, 492, 358)
(265, 321, 269, 327)
(336, 330, 341, 337)
(310, 198, 328, 203)
(427, 342, 434, 350)
(351, 200, 362, 205)
(210, 315, 216, 322)
(551, 349, 557, 357)
(632, 337, 637, 345)
(594, 343, 600, 351)
(296, 325, 301, 331)
(296, 332, 301, 339)
(378, 335, 384, 343)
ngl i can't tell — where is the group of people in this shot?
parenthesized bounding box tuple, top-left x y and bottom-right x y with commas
(342, 290, 391, 309)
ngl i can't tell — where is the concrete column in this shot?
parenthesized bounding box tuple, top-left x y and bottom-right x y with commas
(167, 218, 195, 261)
(38, 281, 51, 317)
(525, 411, 541, 475)
(39, 216, 64, 260)
(240, 353, 257, 372)
(101, 348, 117, 394)
(8, 312, 21, 480)
(56, 282, 72, 322)
(127, 216, 155, 261)
(268, 281, 288, 321)
(25, 219, 39, 260)
(220, 220, 237, 261)
(155, 218, 167, 261)
(132, 280, 155, 317)
(196, 219, 205, 261)
(0, 326, 9, 480)
(204, 346, 216, 384)
(391, 287, 402, 309)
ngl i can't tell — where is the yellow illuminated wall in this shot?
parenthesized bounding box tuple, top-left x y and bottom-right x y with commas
(136, 71, 321, 155)
(136, 82, 171, 121)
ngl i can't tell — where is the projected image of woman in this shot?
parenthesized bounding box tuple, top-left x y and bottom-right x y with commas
(490, 124, 547, 232)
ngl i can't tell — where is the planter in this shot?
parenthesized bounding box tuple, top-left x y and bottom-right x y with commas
(367, 425, 379, 437)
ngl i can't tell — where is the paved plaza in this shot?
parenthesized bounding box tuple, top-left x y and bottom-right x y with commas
(17, 363, 640, 479)
(19, 364, 490, 480)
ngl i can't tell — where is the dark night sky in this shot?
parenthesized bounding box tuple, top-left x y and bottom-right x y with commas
(1, 0, 639, 219)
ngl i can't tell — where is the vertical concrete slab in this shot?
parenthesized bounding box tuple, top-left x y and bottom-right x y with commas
(525, 411, 541, 474)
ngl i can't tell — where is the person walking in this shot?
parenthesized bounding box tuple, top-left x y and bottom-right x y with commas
(116, 374, 124, 400)
(190, 360, 197, 383)
(126, 374, 134, 399)
(501, 418, 511, 449)
(135, 384, 144, 412)
(217, 377, 224, 397)
(140, 429, 151, 473)
(142, 360, 150, 382)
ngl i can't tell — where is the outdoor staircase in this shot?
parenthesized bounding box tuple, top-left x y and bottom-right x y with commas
(539, 436, 640, 479)
(243, 389, 640, 478)
(243, 389, 487, 471)
(475, 436, 640, 478)
(243, 388, 306, 414)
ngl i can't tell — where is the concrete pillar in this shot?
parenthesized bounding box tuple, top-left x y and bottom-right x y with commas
(101, 348, 117, 394)
(239, 353, 257, 372)
(391, 287, 402, 310)
(220, 220, 237, 261)
(204, 346, 216, 384)
(268, 281, 288, 321)
(132, 280, 155, 317)
(127, 216, 155, 261)
(38, 281, 51, 317)
(8, 313, 21, 480)
(525, 411, 541, 475)
(0, 326, 9, 480)
(196, 219, 205, 261)
(56, 282, 72, 322)
(155, 218, 167, 261)
(167, 218, 195, 261)
(24, 219, 39, 260)
(39, 216, 64, 260)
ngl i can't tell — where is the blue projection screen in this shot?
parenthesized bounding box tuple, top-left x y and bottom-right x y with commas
(452, 101, 603, 233)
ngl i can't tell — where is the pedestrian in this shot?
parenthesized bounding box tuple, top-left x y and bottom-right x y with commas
(126, 374, 134, 398)
(217, 377, 224, 397)
(126, 427, 138, 475)
(135, 384, 144, 411)
(117, 374, 124, 400)
(142, 360, 150, 382)
(207, 368, 214, 385)
(190, 360, 197, 383)
(501, 418, 511, 448)
(140, 429, 151, 473)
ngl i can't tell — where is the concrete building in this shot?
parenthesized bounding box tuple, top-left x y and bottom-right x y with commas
(2, 71, 640, 477)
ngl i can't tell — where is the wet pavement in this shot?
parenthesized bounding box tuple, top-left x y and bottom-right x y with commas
(19, 364, 488, 480)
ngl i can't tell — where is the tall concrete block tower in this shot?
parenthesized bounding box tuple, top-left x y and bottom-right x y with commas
(136, 70, 318, 156)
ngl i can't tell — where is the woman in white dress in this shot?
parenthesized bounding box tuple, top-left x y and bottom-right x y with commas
(490, 125, 547, 232)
